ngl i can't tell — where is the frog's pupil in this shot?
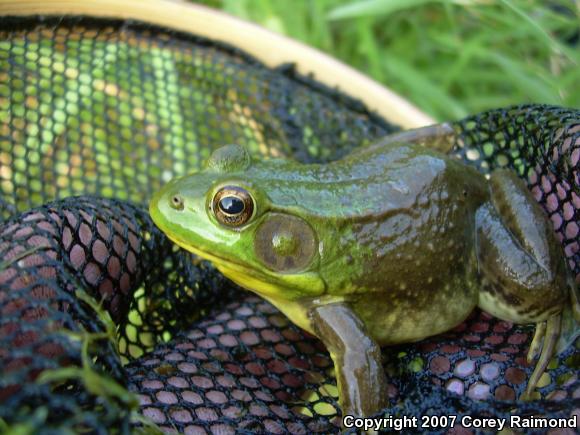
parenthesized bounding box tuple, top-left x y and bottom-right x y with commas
(219, 196, 244, 215)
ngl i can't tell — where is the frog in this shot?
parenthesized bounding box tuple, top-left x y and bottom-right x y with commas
(149, 124, 580, 418)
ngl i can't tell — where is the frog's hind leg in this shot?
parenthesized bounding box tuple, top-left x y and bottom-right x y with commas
(476, 169, 575, 398)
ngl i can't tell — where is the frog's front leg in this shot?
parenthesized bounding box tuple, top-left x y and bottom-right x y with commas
(475, 168, 578, 398)
(308, 302, 388, 418)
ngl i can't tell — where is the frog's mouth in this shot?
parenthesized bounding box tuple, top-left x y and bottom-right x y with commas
(166, 232, 239, 268)
(163, 231, 267, 283)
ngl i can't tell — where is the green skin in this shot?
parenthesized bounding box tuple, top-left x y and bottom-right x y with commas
(150, 126, 580, 418)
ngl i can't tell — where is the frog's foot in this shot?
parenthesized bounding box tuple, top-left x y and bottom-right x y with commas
(555, 288, 580, 356)
(523, 314, 561, 400)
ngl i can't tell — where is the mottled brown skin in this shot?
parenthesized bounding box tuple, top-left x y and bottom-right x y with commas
(150, 129, 579, 420)
(304, 143, 573, 414)
(317, 141, 490, 347)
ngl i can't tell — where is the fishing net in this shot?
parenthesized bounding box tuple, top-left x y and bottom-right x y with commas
(0, 15, 578, 435)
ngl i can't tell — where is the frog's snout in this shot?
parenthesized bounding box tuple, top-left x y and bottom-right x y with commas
(170, 194, 185, 211)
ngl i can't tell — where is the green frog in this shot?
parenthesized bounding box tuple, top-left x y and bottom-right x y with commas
(149, 125, 580, 418)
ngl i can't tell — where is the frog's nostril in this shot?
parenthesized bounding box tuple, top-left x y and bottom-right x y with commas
(170, 194, 184, 211)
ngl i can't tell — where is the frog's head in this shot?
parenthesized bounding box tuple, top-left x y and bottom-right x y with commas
(149, 145, 325, 300)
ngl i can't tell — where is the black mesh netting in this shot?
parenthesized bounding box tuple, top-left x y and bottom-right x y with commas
(0, 16, 578, 435)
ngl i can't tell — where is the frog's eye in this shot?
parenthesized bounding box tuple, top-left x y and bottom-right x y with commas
(212, 186, 254, 227)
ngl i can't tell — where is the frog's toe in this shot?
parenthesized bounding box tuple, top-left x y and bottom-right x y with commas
(524, 314, 561, 399)
(555, 294, 580, 355)
(572, 283, 580, 322)
(526, 321, 546, 363)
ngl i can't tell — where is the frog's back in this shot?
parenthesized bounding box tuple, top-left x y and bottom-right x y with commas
(249, 142, 490, 345)
(249, 142, 487, 222)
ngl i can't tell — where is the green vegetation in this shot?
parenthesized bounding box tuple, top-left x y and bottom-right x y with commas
(200, 0, 579, 120)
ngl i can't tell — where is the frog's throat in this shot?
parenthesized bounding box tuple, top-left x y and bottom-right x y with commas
(162, 230, 334, 337)
(167, 234, 326, 302)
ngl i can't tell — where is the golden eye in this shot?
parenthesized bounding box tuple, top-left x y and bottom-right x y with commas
(212, 186, 254, 227)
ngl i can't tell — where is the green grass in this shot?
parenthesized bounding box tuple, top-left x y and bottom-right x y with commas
(197, 0, 579, 121)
